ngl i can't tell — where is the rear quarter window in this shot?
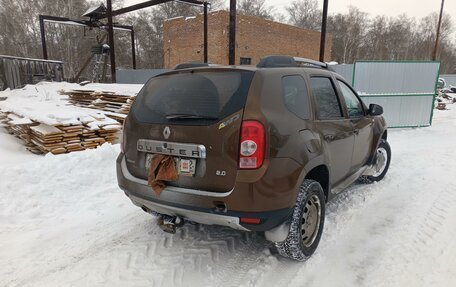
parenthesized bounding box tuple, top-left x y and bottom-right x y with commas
(282, 75, 310, 119)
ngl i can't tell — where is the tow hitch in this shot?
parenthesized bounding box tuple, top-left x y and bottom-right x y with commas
(158, 215, 184, 234)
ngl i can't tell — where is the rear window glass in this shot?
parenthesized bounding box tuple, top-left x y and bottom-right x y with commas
(282, 75, 310, 119)
(132, 70, 254, 125)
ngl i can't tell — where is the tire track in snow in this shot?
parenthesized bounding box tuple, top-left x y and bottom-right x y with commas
(21, 213, 270, 287)
(368, 183, 456, 287)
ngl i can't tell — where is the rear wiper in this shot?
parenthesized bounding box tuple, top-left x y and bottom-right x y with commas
(165, 114, 218, 120)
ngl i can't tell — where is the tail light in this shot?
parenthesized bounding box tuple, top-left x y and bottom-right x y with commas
(120, 118, 127, 153)
(239, 121, 265, 169)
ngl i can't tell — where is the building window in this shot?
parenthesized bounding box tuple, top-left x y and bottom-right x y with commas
(240, 57, 252, 65)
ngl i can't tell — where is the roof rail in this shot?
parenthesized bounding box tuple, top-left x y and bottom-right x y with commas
(257, 55, 328, 69)
(294, 57, 328, 69)
(173, 62, 221, 70)
(173, 62, 210, 70)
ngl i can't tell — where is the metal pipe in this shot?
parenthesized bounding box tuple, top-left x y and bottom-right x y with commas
(432, 0, 445, 61)
(229, 0, 236, 65)
(203, 2, 208, 63)
(319, 0, 329, 62)
(107, 0, 116, 82)
(131, 29, 137, 69)
(39, 15, 48, 60)
(98, 0, 205, 19)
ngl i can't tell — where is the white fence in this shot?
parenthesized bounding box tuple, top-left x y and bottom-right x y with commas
(333, 61, 440, 128)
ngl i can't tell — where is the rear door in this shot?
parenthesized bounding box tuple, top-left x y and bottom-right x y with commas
(309, 76, 355, 186)
(336, 79, 374, 170)
(124, 69, 255, 193)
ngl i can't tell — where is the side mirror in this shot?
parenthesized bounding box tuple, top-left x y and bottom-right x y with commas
(368, 104, 383, 116)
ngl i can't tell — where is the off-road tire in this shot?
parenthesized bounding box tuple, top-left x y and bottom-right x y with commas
(359, 139, 391, 183)
(275, 179, 326, 261)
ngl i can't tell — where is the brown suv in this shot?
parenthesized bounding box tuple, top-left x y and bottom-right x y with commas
(117, 56, 391, 261)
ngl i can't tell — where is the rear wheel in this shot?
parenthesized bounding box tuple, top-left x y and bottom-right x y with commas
(359, 139, 391, 183)
(275, 179, 326, 261)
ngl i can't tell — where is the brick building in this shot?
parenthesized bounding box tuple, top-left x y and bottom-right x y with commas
(163, 10, 332, 68)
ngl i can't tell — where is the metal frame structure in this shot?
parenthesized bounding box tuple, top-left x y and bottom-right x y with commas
(319, 0, 329, 62)
(229, 0, 236, 65)
(39, 14, 137, 72)
(39, 0, 332, 82)
(39, 0, 208, 83)
(98, 0, 208, 82)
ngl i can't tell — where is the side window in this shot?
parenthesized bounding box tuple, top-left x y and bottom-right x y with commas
(310, 77, 343, 119)
(282, 75, 310, 119)
(337, 80, 364, 118)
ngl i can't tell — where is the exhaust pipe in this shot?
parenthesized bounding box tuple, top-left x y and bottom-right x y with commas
(158, 215, 184, 234)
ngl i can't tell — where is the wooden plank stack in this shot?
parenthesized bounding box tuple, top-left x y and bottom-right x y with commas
(30, 124, 67, 154)
(1, 112, 42, 153)
(0, 111, 122, 155)
(62, 89, 134, 124)
(63, 90, 98, 108)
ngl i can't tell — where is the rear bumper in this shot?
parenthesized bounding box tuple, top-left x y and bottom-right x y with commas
(126, 193, 250, 231)
(117, 153, 292, 232)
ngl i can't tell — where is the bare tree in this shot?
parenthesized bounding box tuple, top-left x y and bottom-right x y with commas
(286, 0, 321, 30)
(237, 0, 274, 20)
(328, 6, 368, 64)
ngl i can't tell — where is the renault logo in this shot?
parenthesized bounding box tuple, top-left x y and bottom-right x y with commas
(163, 126, 171, 139)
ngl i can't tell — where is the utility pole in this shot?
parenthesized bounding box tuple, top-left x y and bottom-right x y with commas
(432, 0, 445, 61)
(229, 0, 236, 65)
(107, 0, 116, 82)
(319, 0, 329, 62)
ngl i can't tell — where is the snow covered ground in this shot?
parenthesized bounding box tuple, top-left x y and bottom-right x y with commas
(0, 82, 142, 127)
(1, 84, 456, 287)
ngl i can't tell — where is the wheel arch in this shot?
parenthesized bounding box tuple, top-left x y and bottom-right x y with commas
(304, 165, 330, 201)
(366, 125, 388, 166)
(298, 156, 330, 202)
(382, 130, 388, 140)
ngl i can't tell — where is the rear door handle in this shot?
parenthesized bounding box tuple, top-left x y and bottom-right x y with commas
(353, 129, 359, 135)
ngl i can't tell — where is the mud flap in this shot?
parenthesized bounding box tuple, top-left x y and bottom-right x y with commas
(264, 221, 290, 242)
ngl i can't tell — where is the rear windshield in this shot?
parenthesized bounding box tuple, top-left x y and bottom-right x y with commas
(132, 69, 254, 125)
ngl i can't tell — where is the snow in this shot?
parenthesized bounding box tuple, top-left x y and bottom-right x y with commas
(0, 127, 37, 167)
(0, 82, 142, 127)
(6, 114, 33, 125)
(1, 83, 456, 286)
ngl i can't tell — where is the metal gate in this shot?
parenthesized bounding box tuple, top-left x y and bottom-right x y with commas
(334, 61, 440, 128)
(0, 55, 64, 91)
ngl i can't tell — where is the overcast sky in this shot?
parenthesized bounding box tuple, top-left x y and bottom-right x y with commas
(124, 0, 451, 20)
(268, 0, 449, 19)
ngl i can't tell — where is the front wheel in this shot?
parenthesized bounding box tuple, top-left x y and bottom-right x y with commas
(360, 139, 391, 183)
(275, 179, 326, 261)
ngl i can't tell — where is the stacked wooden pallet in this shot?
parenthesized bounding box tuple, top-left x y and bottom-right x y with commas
(64, 90, 98, 108)
(1, 111, 121, 155)
(30, 124, 66, 154)
(1, 113, 42, 153)
(62, 89, 134, 124)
